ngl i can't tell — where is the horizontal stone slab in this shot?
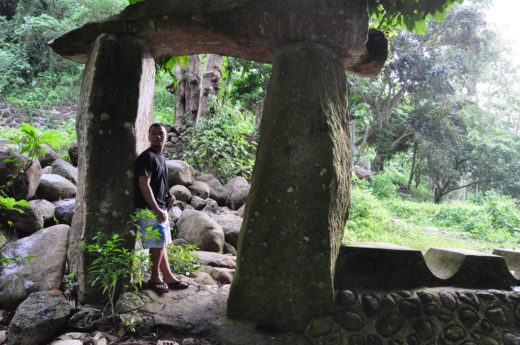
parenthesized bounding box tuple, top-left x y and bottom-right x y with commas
(492, 248, 520, 280)
(48, 0, 387, 77)
(336, 243, 519, 290)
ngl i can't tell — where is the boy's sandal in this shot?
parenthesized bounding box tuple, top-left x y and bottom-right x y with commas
(166, 280, 189, 290)
(148, 280, 169, 293)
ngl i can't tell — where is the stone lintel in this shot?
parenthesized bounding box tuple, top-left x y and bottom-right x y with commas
(227, 42, 350, 332)
(70, 33, 155, 303)
(48, 0, 387, 77)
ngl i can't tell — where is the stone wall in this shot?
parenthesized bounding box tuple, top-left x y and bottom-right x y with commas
(305, 287, 520, 345)
(0, 101, 76, 130)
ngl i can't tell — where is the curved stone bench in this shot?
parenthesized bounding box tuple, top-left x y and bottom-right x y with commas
(336, 243, 519, 290)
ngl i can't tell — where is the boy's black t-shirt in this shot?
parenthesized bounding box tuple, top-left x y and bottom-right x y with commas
(134, 148, 170, 210)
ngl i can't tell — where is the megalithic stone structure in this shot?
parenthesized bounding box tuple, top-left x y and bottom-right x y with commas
(69, 34, 155, 302)
(49, 0, 387, 328)
(227, 42, 351, 331)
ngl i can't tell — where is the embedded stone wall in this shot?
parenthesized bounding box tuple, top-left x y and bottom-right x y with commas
(305, 287, 520, 345)
(0, 101, 76, 129)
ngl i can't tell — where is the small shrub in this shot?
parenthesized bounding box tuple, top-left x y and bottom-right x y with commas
(370, 173, 397, 199)
(182, 96, 256, 183)
(166, 243, 202, 276)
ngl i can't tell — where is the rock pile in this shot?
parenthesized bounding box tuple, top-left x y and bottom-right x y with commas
(0, 138, 250, 344)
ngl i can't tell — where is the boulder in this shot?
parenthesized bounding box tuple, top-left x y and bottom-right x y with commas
(353, 166, 373, 180)
(7, 291, 72, 345)
(0, 225, 70, 310)
(176, 210, 224, 252)
(0, 145, 42, 200)
(196, 174, 227, 205)
(202, 199, 219, 214)
(224, 243, 237, 255)
(67, 308, 103, 331)
(68, 141, 78, 166)
(42, 166, 53, 174)
(224, 176, 250, 210)
(52, 159, 78, 185)
(37, 145, 61, 168)
(188, 180, 210, 199)
(36, 174, 77, 201)
(190, 195, 206, 210)
(53, 199, 75, 225)
(196, 251, 236, 269)
(237, 204, 245, 218)
(168, 205, 183, 223)
(170, 184, 192, 203)
(211, 213, 243, 248)
(166, 160, 196, 187)
(0, 199, 55, 234)
(205, 267, 234, 285)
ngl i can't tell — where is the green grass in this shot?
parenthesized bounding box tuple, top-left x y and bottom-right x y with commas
(344, 184, 520, 253)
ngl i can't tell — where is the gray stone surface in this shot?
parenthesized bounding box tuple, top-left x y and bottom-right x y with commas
(228, 42, 350, 332)
(68, 33, 155, 304)
(53, 199, 75, 225)
(190, 195, 206, 210)
(52, 159, 78, 185)
(196, 174, 227, 205)
(0, 225, 70, 310)
(36, 174, 77, 201)
(210, 213, 242, 248)
(170, 184, 192, 202)
(49, 0, 387, 77)
(176, 210, 224, 252)
(7, 291, 72, 345)
(166, 160, 196, 187)
(0, 146, 41, 200)
(0, 199, 55, 234)
(188, 180, 210, 199)
(37, 145, 61, 168)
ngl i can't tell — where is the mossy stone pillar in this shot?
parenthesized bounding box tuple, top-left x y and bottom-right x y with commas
(227, 42, 351, 331)
(69, 33, 155, 303)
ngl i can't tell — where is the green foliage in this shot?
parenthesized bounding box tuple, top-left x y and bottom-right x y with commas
(346, 179, 520, 251)
(484, 191, 520, 234)
(368, 0, 464, 34)
(77, 209, 159, 315)
(182, 97, 256, 183)
(166, 243, 202, 276)
(81, 231, 149, 315)
(370, 172, 397, 198)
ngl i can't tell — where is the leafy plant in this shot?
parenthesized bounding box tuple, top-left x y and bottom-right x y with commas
(166, 243, 202, 276)
(182, 96, 256, 182)
(80, 231, 150, 315)
(77, 209, 160, 315)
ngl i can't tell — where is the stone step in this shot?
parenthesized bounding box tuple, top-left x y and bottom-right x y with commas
(336, 243, 518, 290)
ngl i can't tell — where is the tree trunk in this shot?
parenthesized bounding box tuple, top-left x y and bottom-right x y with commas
(185, 55, 202, 123)
(196, 54, 223, 123)
(351, 118, 356, 167)
(407, 142, 418, 191)
(172, 64, 186, 127)
(354, 122, 370, 166)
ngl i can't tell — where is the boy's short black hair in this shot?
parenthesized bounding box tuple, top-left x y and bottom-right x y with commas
(149, 123, 166, 134)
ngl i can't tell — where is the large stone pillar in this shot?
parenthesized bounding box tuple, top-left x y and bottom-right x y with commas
(227, 42, 351, 331)
(69, 33, 155, 303)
